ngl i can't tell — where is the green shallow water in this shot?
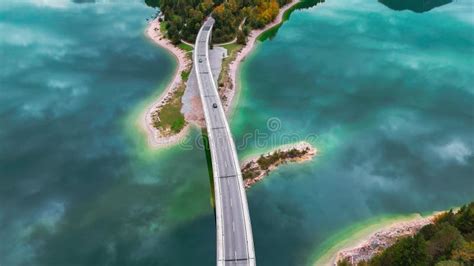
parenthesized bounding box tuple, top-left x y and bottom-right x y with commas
(235, 1, 473, 264)
(0, 0, 473, 265)
(311, 213, 423, 265)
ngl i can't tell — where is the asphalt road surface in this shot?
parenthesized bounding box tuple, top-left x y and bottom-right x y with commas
(194, 18, 256, 266)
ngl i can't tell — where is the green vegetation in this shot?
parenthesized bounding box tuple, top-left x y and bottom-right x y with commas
(144, 0, 325, 136)
(241, 161, 260, 180)
(236, 30, 247, 45)
(151, 83, 186, 135)
(146, 0, 294, 45)
(242, 167, 259, 180)
(159, 20, 168, 35)
(258, 0, 325, 41)
(257, 147, 309, 170)
(241, 147, 311, 181)
(181, 69, 191, 82)
(220, 42, 243, 53)
(178, 42, 194, 52)
(338, 202, 474, 266)
(217, 43, 243, 93)
(201, 131, 216, 208)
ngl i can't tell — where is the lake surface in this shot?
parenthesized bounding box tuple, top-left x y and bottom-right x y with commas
(0, 0, 473, 265)
(235, 0, 473, 264)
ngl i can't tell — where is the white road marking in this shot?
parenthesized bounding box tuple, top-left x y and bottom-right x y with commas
(195, 19, 255, 264)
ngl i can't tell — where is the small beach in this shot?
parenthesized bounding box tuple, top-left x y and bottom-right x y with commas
(240, 141, 317, 189)
(312, 212, 440, 265)
(141, 17, 191, 148)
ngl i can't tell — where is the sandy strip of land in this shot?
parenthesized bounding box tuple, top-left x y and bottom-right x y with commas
(141, 18, 192, 148)
(226, 0, 299, 114)
(141, 0, 299, 149)
(241, 141, 317, 189)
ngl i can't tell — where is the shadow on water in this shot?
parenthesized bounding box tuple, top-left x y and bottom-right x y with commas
(258, 0, 326, 42)
(201, 128, 216, 210)
(71, 0, 96, 3)
(379, 0, 453, 13)
(144, 214, 216, 265)
(144, 0, 160, 8)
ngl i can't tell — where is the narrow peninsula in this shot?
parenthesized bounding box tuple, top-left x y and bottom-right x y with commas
(141, 0, 302, 148)
(241, 142, 317, 189)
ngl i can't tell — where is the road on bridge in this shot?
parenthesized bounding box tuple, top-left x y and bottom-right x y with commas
(194, 17, 256, 266)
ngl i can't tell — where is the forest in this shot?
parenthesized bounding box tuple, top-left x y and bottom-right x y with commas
(339, 202, 474, 266)
(145, 0, 292, 44)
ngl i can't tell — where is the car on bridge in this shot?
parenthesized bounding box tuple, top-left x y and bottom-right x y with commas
(212, 103, 218, 108)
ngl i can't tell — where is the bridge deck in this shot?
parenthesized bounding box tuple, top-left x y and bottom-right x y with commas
(194, 18, 256, 266)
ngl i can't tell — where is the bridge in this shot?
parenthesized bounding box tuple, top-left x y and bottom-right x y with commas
(194, 18, 256, 266)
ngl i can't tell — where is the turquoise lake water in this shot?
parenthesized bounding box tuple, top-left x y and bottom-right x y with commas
(1, 0, 473, 265)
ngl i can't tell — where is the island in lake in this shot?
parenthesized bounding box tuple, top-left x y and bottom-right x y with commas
(241, 142, 317, 189)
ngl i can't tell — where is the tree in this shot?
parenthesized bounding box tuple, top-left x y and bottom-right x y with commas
(420, 224, 437, 241)
(427, 223, 464, 262)
(337, 258, 352, 266)
(212, 3, 239, 43)
(236, 30, 246, 44)
(370, 235, 428, 266)
(198, 0, 214, 13)
(167, 23, 181, 45)
(365, 202, 474, 266)
(247, 0, 280, 29)
(451, 241, 474, 264)
(455, 203, 474, 235)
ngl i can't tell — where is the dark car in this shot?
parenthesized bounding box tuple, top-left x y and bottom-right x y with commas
(198, 58, 203, 63)
(212, 103, 218, 108)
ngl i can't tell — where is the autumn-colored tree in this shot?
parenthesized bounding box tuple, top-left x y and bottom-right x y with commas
(247, 0, 280, 28)
(452, 241, 474, 264)
(147, 0, 299, 43)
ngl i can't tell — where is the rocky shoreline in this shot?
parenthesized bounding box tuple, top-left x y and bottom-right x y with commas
(333, 213, 440, 265)
(240, 142, 317, 189)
